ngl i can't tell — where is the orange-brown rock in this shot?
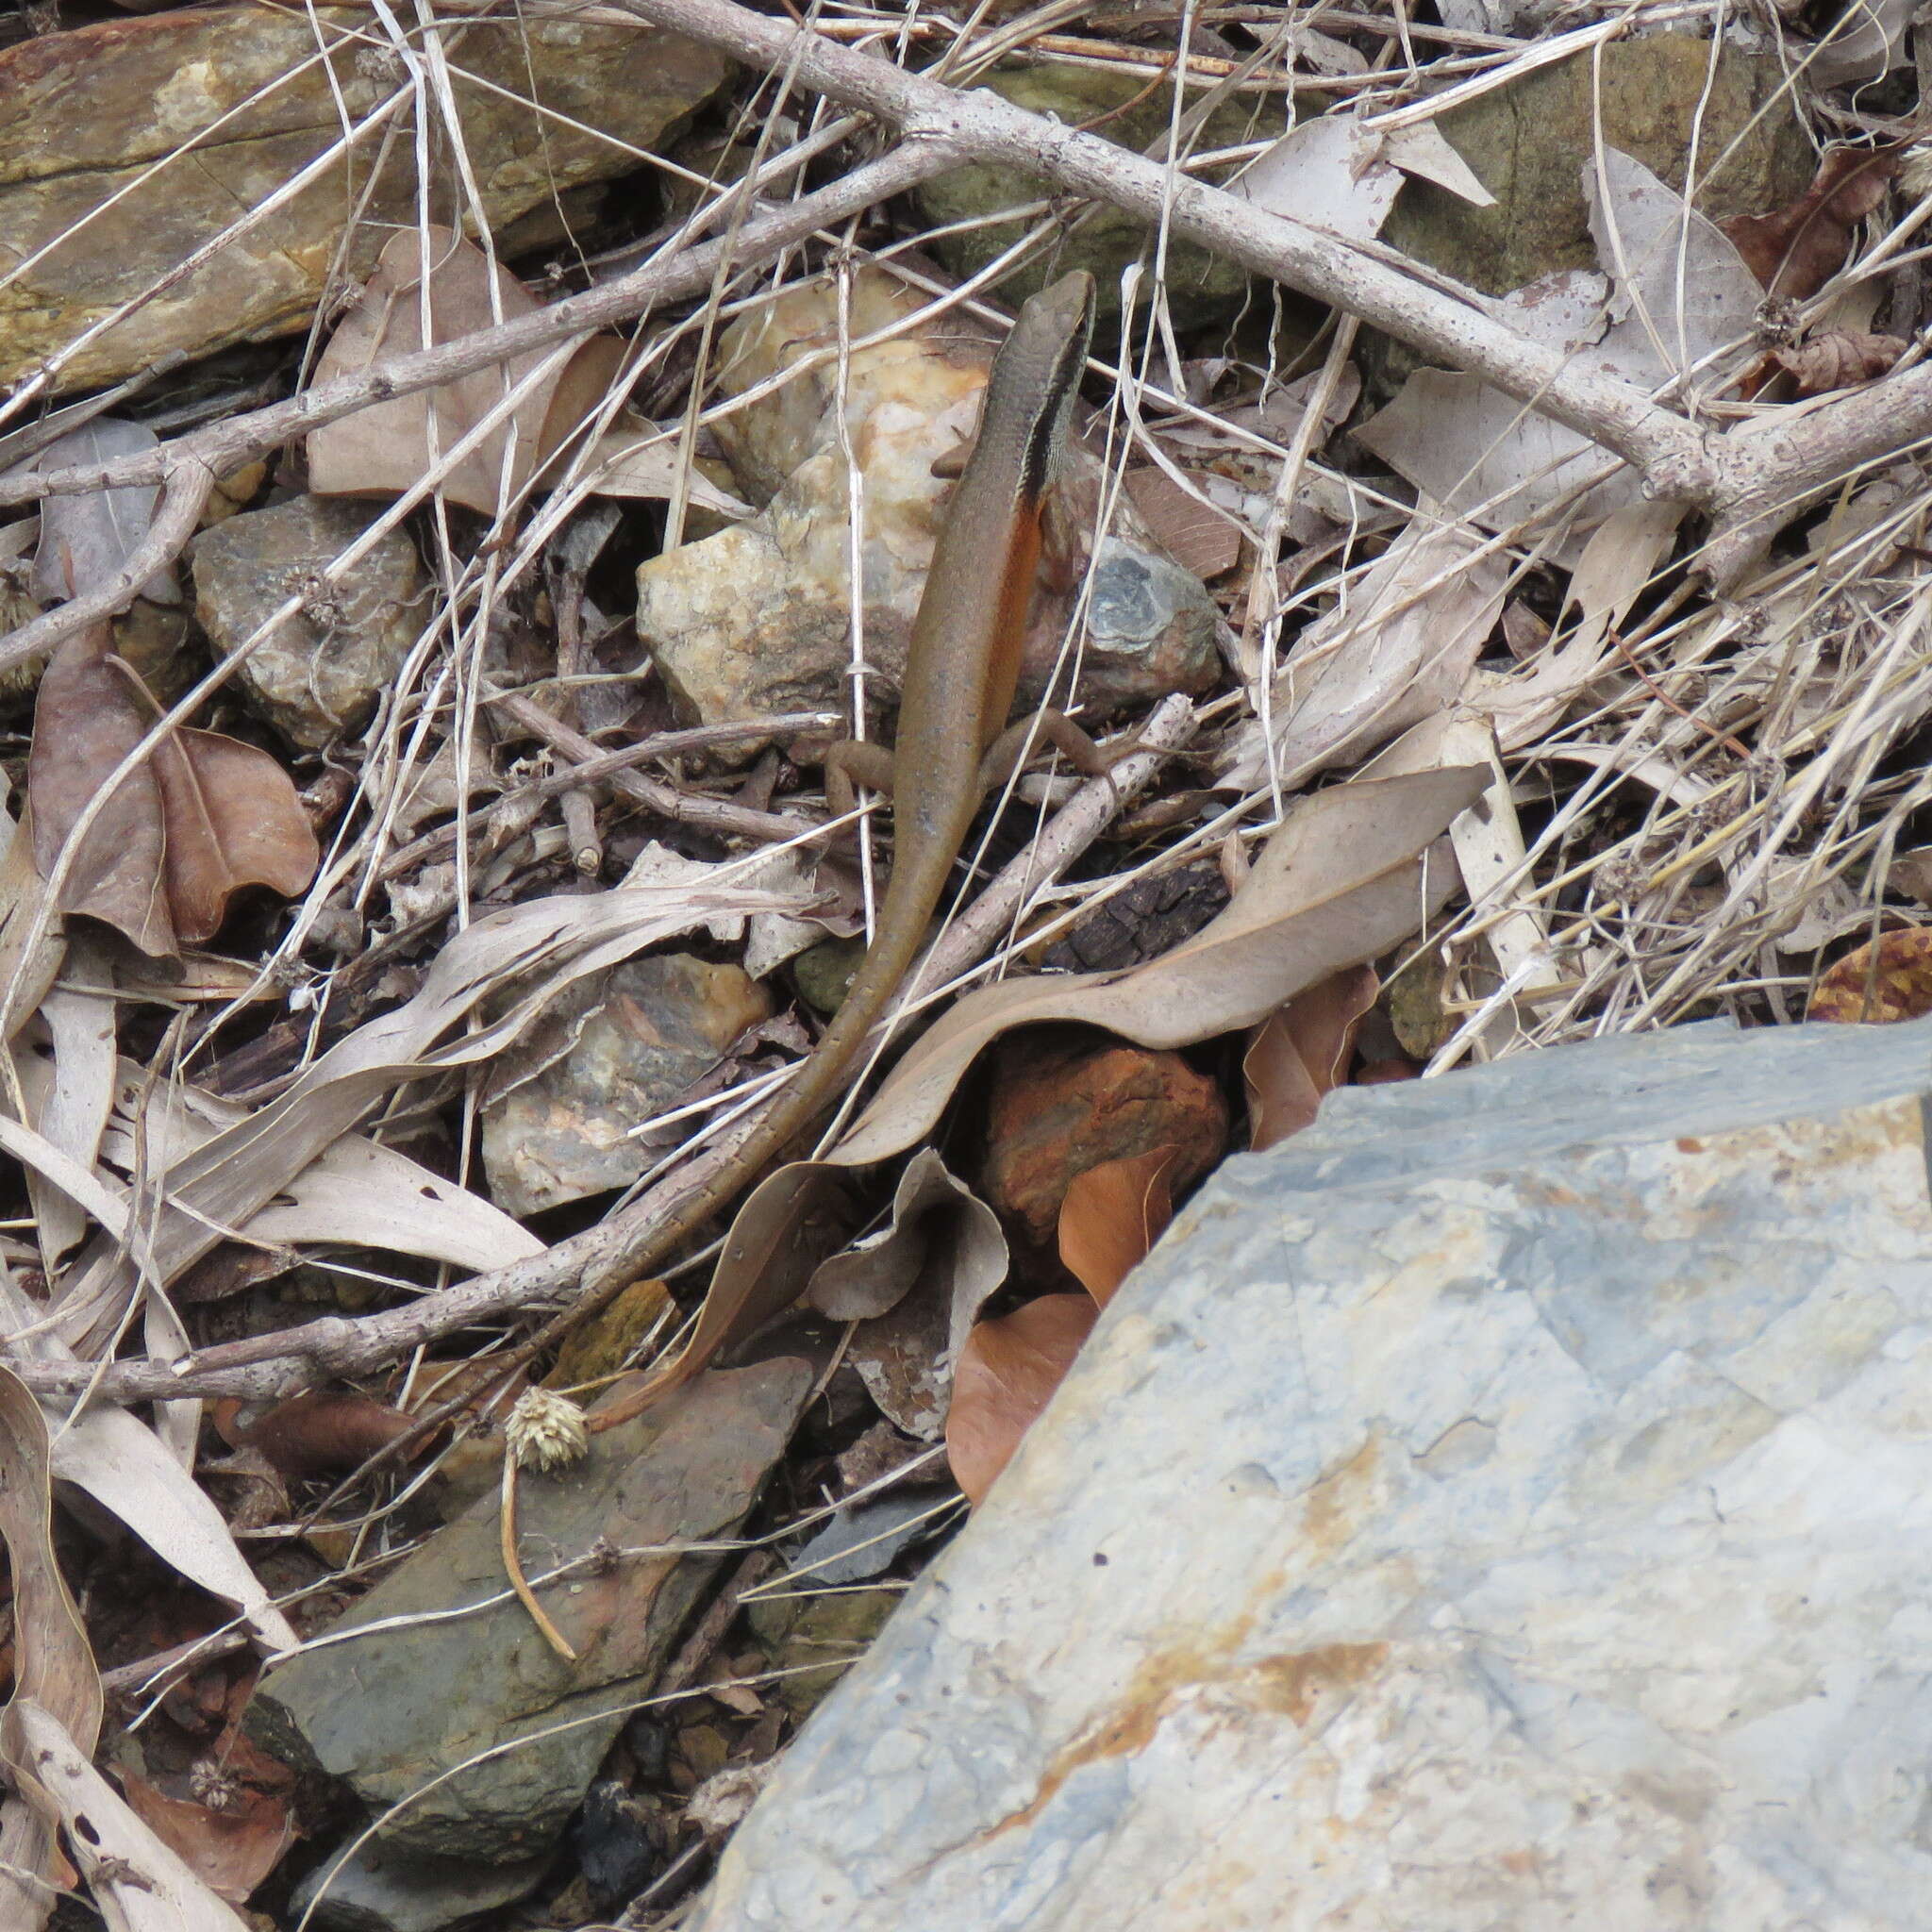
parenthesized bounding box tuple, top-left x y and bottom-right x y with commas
(979, 1030, 1228, 1245)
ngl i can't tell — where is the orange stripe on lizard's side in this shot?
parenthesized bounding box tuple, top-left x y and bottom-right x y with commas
(983, 500, 1043, 748)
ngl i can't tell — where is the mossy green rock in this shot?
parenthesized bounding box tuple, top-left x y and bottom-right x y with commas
(1385, 36, 1810, 294)
(1366, 35, 1813, 396)
(913, 64, 1289, 320)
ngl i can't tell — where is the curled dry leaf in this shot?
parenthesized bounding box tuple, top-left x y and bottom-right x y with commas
(1242, 962, 1380, 1152)
(0, 1364, 102, 1932)
(945, 1293, 1098, 1507)
(3, 1703, 253, 1932)
(28, 630, 318, 958)
(308, 226, 620, 514)
(117, 1772, 292, 1907)
(627, 764, 1484, 1405)
(1807, 928, 1932, 1023)
(811, 1149, 1009, 1441)
(1771, 331, 1907, 396)
(1058, 1144, 1183, 1305)
(1722, 145, 1903, 302)
(230, 1391, 420, 1480)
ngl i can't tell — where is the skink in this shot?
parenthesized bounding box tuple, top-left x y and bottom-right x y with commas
(521, 268, 1102, 1430)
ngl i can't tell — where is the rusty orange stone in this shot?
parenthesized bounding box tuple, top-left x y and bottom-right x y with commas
(1807, 928, 1932, 1023)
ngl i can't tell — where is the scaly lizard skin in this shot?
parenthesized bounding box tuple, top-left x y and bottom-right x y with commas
(522, 269, 1103, 1431)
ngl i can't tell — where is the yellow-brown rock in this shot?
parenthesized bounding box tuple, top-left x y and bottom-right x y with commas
(0, 5, 733, 391)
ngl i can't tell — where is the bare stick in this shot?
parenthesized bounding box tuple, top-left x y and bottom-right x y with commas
(603, 0, 1932, 580)
(492, 691, 829, 847)
(607, 0, 1707, 488)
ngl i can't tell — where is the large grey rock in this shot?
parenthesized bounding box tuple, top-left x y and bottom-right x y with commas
(689, 1018, 1932, 1929)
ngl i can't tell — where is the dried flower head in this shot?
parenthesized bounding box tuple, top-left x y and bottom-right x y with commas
(1901, 142, 1932, 208)
(504, 1388, 589, 1472)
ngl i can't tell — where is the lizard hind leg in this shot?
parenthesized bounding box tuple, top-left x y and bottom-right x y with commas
(820, 737, 897, 842)
(976, 707, 1130, 794)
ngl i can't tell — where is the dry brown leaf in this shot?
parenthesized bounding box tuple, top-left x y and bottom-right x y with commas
(148, 724, 320, 943)
(1058, 1145, 1183, 1305)
(1807, 928, 1932, 1023)
(1222, 520, 1504, 792)
(100, 1060, 542, 1277)
(621, 765, 1483, 1407)
(28, 634, 318, 958)
(1123, 467, 1243, 579)
(308, 226, 615, 514)
(1242, 963, 1379, 1151)
(1771, 331, 1907, 396)
(945, 1293, 1098, 1506)
(3, 1703, 253, 1932)
(837, 765, 1482, 1168)
(231, 1392, 420, 1480)
(31, 420, 177, 608)
(1722, 145, 1902, 302)
(53, 879, 808, 1357)
(118, 1774, 292, 1907)
(0, 1364, 101, 1932)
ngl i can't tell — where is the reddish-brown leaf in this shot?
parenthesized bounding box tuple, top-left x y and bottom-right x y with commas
(945, 1293, 1099, 1506)
(27, 636, 318, 957)
(233, 1393, 419, 1480)
(1058, 1145, 1183, 1306)
(28, 625, 171, 955)
(148, 724, 322, 944)
(1807, 928, 1932, 1023)
(1124, 466, 1244, 580)
(1722, 144, 1903, 301)
(118, 1772, 293, 1905)
(1242, 962, 1380, 1150)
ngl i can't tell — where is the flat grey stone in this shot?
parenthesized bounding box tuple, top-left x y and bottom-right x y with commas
(291, 1839, 549, 1932)
(687, 1017, 1932, 1929)
(250, 1360, 811, 1864)
(192, 495, 426, 749)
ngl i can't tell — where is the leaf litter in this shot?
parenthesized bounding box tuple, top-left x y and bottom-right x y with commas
(2, 0, 1932, 1919)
